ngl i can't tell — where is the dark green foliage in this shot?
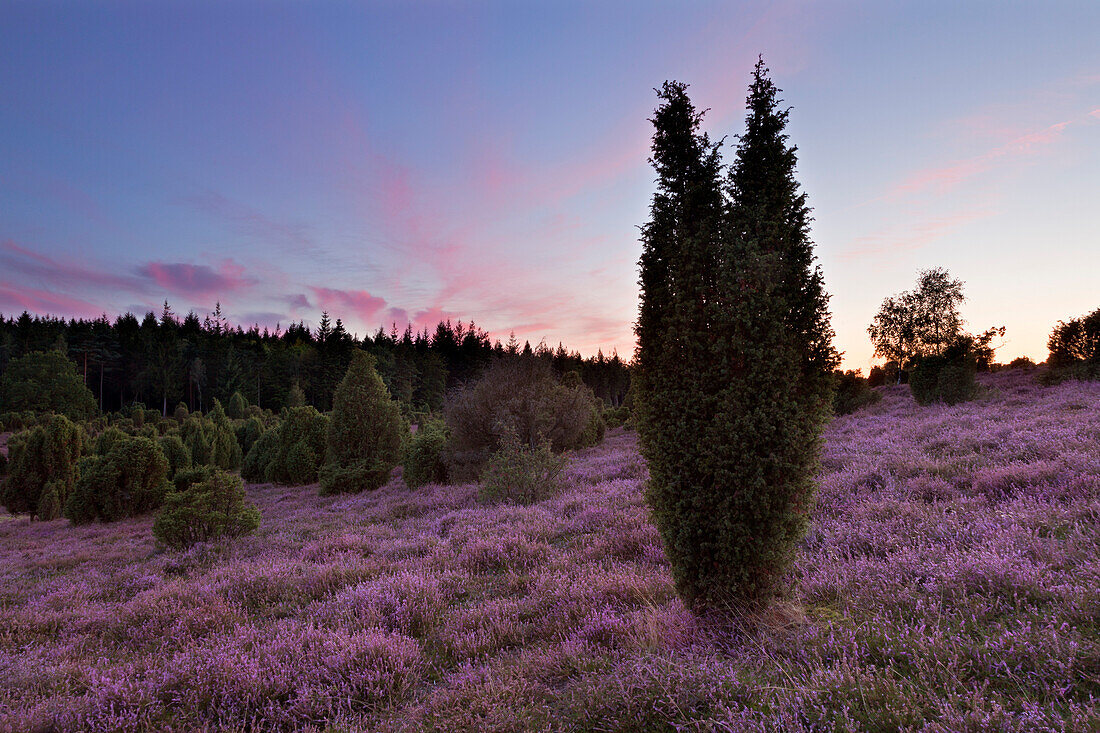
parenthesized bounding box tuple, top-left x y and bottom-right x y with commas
(173, 402, 190, 422)
(153, 470, 261, 550)
(576, 405, 606, 448)
(241, 428, 278, 483)
(94, 427, 129, 456)
(1046, 307, 1100, 381)
(285, 384, 307, 408)
(0, 411, 40, 432)
(235, 416, 265, 457)
(1008, 356, 1035, 369)
(241, 407, 328, 485)
(1, 415, 85, 519)
(403, 419, 449, 489)
(65, 435, 169, 524)
(636, 65, 837, 611)
(158, 434, 192, 479)
(180, 417, 212, 466)
(0, 451, 7, 478)
(0, 350, 97, 420)
(478, 428, 565, 505)
(832, 370, 882, 415)
(443, 358, 602, 481)
(227, 391, 249, 420)
(320, 350, 405, 495)
(171, 465, 215, 493)
(602, 405, 632, 429)
(909, 337, 978, 405)
(207, 399, 242, 471)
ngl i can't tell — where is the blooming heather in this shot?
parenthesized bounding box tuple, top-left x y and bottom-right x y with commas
(0, 370, 1097, 731)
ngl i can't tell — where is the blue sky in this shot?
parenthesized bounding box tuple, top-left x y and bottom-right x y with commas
(2, 1, 1097, 368)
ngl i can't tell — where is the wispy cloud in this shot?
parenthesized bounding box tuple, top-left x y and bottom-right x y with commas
(308, 286, 388, 323)
(137, 259, 256, 299)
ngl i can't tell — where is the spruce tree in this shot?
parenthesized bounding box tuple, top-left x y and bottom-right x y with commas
(320, 350, 405, 495)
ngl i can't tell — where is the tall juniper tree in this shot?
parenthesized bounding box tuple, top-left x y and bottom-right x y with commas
(637, 63, 837, 612)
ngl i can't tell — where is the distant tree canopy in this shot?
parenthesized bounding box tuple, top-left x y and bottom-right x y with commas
(1048, 307, 1100, 369)
(0, 310, 630, 417)
(636, 61, 838, 612)
(0, 350, 97, 420)
(868, 268, 965, 382)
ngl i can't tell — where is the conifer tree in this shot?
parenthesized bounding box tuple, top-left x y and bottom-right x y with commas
(637, 65, 837, 611)
(320, 350, 405, 495)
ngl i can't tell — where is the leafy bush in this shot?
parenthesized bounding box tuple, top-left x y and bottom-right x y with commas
(910, 340, 978, 406)
(153, 470, 261, 550)
(173, 402, 190, 422)
(241, 407, 328, 486)
(158, 434, 192, 479)
(207, 399, 243, 471)
(478, 428, 565, 505)
(443, 358, 602, 481)
(227, 391, 249, 420)
(1045, 307, 1100, 382)
(0, 411, 40, 432)
(180, 417, 212, 467)
(1, 415, 85, 519)
(170, 465, 215, 492)
(1008, 356, 1035, 369)
(65, 435, 169, 524)
(0, 350, 97, 420)
(602, 405, 632, 429)
(403, 420, 449, 489)
(235, 417, 265, 457)
(94, 427, 129, 456)
(321, 351, 405, 495)
(832, 370, 882, 415)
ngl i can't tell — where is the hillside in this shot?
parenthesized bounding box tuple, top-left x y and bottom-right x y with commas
(1, 369, 1097, 731)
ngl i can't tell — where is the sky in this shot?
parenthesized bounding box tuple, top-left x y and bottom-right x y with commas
(1, 1, 1097, 369)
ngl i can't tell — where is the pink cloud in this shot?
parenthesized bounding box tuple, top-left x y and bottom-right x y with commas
(309, 286, 388, 323)
(0, 281, 105, 319)
(1, 240, 143, 291)
(138, 259, 256, 298)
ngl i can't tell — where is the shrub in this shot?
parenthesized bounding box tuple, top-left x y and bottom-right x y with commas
(171, 465, 215, 492)
(158, 434, 192, 479)
(180, 417, 212, 466)
(1045, 307, 1100, 382)
(832, 370, 882, 415)
(576, 405, 606, 448)
(0, 350, 97, 420)
(910, 339, 978, 406)
(235, 416, 265, 457)
(65, 435, 169, 524)
(443, 358, 601, 481)
(478, 428, 565, 505)
(320, 351, 405, 495)
(286, 384, 307, 408)
(403, 420, 449, 488)
(0, 411, 40, 432)
(173, 402, 190, 422)
(153, 470, 261, 550)
(1008, 356, 1035, 369)
(242, 407, 328, 486)
(0, 451, 7, 478)
(602, 405, 632, 429)
(1, 415, 85, 520)
(94, 427, 129, 456)
(207, 399, 243, 471)
(227, 391, 249, 420)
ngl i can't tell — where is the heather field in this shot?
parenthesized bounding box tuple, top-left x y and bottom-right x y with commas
(1, 369, 1098, 732)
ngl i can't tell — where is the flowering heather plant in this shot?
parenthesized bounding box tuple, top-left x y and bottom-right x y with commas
(0, 370, 1097, 731)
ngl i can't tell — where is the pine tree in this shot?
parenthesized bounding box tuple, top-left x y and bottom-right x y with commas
(319, 350, 405, 495)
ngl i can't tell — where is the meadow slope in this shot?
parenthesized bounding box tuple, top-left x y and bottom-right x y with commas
(1, 370, 1097, 732)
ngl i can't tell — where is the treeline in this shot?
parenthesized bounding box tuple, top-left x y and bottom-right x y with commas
(0, 306, 631, 416)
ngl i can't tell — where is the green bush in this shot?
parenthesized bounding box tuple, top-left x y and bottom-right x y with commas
(910, 341, 978, 406)
(241, 428, 278, 483)
(0, 351, 97, 421)
(1, 415, 85, 520)
(171, 465, 215, 493)
(832, 370, 882, 415)
(0, 451, 7, 478)
(443, 358, 601, 481)
(235, 416, 265, 457)
(207, 399, 243, 471)
(94, 427, 129, 456)
(153, 470, 261, 550)
(180, 417, 212, 466)
(478, 428, 565, 505)
(241, 407, 328, 486)
(173, 402, 190, 422)
(602, 405, 632, 429)
(0, 411, 41, 432)
(403, 420, 449, 488)
(65, 435, 169, 524)
(576, 405, 606, 448)
(320, 351, 405, 495)
(158, 434, 192, 479)
(227, 391, 249, 420)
